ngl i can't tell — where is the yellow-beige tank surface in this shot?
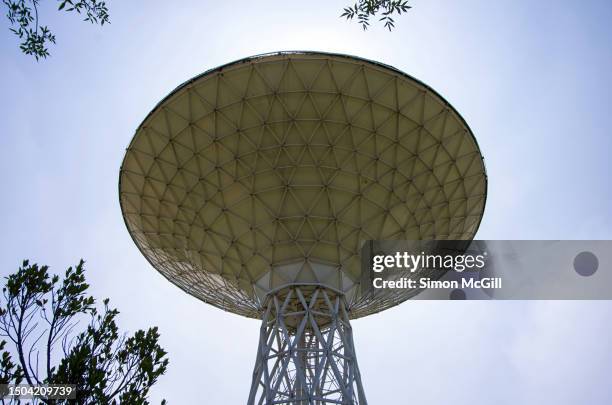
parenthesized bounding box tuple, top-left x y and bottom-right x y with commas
(119, 51, 487, 319)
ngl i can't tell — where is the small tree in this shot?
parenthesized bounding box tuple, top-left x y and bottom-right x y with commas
(3, 0, 110, 60)
(0, 260, 168, 404)
(341, 0, 412, 31)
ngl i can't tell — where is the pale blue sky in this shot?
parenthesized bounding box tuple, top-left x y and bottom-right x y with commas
(1, 1, 611, 403)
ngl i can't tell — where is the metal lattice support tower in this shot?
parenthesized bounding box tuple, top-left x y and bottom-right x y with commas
(248, 286, 367, 405)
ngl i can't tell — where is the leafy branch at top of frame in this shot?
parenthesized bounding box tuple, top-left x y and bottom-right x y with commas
(341, 0, 412, 31)
(3, 0, 110, 60)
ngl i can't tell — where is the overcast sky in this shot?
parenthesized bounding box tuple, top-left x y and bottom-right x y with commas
(1, 0, 612, 403)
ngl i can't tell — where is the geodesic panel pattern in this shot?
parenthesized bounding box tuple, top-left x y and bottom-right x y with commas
(119, 52, 487, 319)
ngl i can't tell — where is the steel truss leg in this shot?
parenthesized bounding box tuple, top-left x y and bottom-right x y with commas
(247, 286, 367, 405)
